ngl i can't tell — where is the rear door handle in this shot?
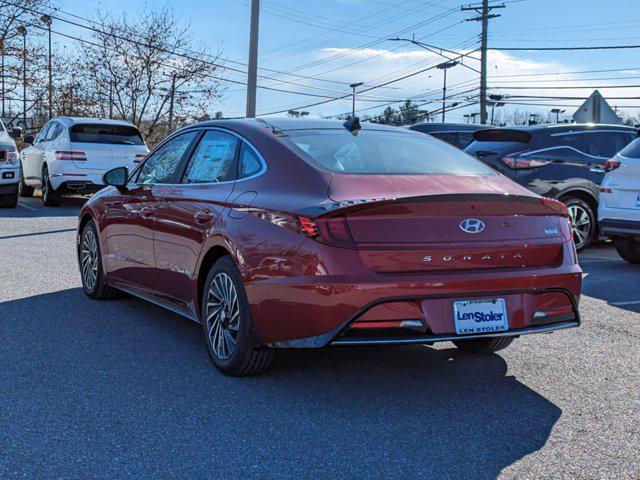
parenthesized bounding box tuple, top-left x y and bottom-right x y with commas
(194, 210, 214, 224)
(140, 206, 157, 217)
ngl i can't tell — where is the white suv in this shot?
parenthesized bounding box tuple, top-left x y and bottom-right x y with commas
(0, 119, 20, 208)
(598, 137, 640, 263)
(20, 117, 149, 206)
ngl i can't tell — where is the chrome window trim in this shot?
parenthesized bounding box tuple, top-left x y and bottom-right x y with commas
(130, 126, 267, 187)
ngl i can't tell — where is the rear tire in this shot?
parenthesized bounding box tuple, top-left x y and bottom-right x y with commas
(614, 238, 640, 264)
(201, 256, 274, 376)
(563, 196, 595, 252)
(18, 166, 34, 197)
(42, 166, 61, 207)
(79, 220, 117, 300)
(453, 336, 515, 354)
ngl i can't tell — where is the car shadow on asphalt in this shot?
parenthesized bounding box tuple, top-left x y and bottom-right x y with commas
(0, 196, 87, 218)
(0, 288, 561, 478)
(580, 256, 640, 314)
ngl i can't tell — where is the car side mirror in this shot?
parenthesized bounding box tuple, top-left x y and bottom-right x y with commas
(22, 134, 34, 145)
(10, 127, 23, 139)
(103, 166, 129, 191)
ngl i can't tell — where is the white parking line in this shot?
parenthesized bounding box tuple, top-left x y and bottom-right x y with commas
(18, 202, 37, 211)
(611, 300, 640, 306)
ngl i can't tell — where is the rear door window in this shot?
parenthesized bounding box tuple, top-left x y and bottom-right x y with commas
(182, 130, 239, 184)
(70, 124, 145, 146)
(582, 132, 633, 158)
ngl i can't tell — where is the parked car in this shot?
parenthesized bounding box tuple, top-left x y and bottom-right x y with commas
(77, 118, 581, 376)
(598, 137, 640, 263)
(20, 117, 149, 206)
(408, 122, 486, 149)
(0, 120, 21, 208)
(465, 124, 638, 251)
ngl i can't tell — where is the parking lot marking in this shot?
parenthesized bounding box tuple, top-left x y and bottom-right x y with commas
(17, 202, 38, 211)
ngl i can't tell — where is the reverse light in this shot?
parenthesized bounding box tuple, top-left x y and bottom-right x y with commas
(604, 158, 621, 172)
(56, 150, 87, 161)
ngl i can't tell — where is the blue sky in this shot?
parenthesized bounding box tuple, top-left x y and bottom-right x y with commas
(59, 0, 640, 121)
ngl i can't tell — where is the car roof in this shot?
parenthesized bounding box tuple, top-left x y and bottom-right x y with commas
(53, 116, 138, 128)
(408, 122, 486, 132)
(182, 117, 412, 133)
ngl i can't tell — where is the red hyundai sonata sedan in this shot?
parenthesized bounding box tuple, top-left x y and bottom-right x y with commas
(77, 118, 582, 376)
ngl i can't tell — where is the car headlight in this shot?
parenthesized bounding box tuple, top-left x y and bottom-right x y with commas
(1, 146, 18, 165)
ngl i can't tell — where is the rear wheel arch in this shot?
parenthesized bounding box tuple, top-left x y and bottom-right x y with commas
(558, 189, 598, 215)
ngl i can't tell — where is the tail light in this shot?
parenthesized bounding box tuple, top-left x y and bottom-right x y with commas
(541, 197, 568, 216)
(253, 211, 356, 249)
(605, 158, 621, 172)
(501, 151, 550, 169)
(56, 150, 87, 161)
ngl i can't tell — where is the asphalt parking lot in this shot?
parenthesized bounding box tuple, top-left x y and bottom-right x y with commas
(1, 196, 639, 479)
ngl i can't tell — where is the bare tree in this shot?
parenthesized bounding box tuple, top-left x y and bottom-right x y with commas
(78, 6, 224, 142)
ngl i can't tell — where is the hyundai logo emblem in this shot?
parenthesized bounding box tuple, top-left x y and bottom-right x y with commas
(459, 218, 486, 234)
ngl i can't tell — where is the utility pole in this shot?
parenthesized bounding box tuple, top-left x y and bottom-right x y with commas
(1, 40, 4, 119)
(168, 74, 176, 134)
(41, 15, 53, 119)
(462, 1, 505, 124)
(245, 0, 260, 118)
(349, 82, 364, 118)
(436, 61, 458, 122)
(17, 26, 27, 129)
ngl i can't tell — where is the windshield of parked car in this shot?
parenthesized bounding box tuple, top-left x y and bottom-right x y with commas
(280, 129, 497, 175)
(70, 124, 145, 145)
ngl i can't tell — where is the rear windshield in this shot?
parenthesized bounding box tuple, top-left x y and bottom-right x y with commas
(70, 124, 145, 145)
(279, 129, 496, 175)
(618, 137, 640, 158)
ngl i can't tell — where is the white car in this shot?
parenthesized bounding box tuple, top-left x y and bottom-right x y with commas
(598, 137, 640, 263)
(0, 119, 20, 208)
(20, 117, 149, 206)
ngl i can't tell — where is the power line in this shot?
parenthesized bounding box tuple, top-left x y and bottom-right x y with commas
(494, 44, 640, 51)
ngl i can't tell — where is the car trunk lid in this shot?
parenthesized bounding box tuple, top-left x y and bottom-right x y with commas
(327, 174, 568, 273)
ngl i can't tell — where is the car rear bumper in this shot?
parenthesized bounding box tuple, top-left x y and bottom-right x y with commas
(246, 265, 583, 348)
(0, 165, 18, 187)
(599, 218, 640, 237)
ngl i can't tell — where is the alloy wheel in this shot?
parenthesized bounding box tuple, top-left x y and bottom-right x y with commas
(568, 204, 591, 250)
(80, 228, 99, 291)
(206, 272, 240, 360)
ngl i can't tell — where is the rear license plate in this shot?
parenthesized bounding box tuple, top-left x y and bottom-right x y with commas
(453, 298, 508, 335)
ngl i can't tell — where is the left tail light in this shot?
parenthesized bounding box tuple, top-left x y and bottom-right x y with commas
(56, 150, 87, 161)
(502, 151, 550, 169)
(253, 211, 356, 249)
(605, 158, 621, 172)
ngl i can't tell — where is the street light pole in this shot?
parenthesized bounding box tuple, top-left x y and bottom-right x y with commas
(1, 40, 4, 119)
(245, 0, 260, 118)
(17, 26, 27, 129)
(349, 82, 364, 118)
(41, 15, 53, 119)
(436, 61, 458, 123)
